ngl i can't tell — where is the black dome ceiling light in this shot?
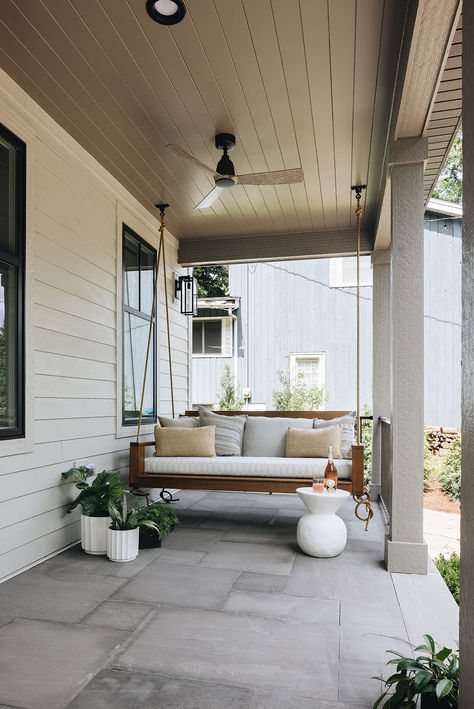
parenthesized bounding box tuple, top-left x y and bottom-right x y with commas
(146, 0, 186, 26)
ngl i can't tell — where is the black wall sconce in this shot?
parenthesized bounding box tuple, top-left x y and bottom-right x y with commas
(146, 0, 186, 25)
(175, 275, 197, 316)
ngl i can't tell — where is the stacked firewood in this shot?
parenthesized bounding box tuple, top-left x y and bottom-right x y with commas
(425, 426, 459, 455)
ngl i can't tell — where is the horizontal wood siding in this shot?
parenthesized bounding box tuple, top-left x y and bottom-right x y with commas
(0, 69, 190, 582)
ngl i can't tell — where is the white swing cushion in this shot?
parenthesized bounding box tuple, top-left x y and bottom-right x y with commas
(144, 455, 353, 480)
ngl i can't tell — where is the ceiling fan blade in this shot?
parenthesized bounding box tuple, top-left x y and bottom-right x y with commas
(235, 168, 304, 186)
(194, 185, 224, 210)
(166, 144, 217, 178)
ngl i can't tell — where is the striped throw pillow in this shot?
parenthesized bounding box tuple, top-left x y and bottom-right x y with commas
(313, 411, 356, 459)
(198, 407, 247, 456)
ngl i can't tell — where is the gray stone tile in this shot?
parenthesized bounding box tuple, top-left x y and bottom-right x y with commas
(233, 572, 289, 593)
(0, 618, 127, 709)
(90, 547, 163, 578)
(338, 659, 384, 704)
(81, 600, 155, 631)
(222, 590, 339, 625)
(223, 524, 296, 545)
(150, 548, 206, 565)
(207, 507, 278, 525)
(249, 691, 369, 709)
(284, 550, 396, 602)
(0, 566, 126, 623)
(201, 540, 296, 575)
(340, 598, 407, 635)
(159, 526, 222, 552)
(115, 606, 339, 699)
(175, 512, 209, 527)
(340, 628, 410, 663)
(69, 670, 253, 708)
(113, 562, 238, 610)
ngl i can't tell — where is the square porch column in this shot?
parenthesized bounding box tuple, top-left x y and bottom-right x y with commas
(371, 248, 391, 500)
(385, 137, 429, 574)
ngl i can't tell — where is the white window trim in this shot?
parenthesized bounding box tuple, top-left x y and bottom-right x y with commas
(329, 256, 373, 288)
(192, 316, 233, 358)
(289, 353, 326, 404)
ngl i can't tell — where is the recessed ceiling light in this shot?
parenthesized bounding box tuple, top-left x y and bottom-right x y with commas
(146, 0, 186, 25)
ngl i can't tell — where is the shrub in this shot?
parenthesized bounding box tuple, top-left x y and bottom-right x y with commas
(424, 435, 435, 490)
(217, 364, 244, 410)
(62, 468, 123, 517)
(439, 435, 461, 502)
(272, 365, 326, 411)
(435, 552, 460, 604)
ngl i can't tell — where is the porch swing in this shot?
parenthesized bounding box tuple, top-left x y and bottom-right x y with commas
(129, 190, 374, 529)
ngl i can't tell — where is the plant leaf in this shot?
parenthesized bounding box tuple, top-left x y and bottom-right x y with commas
(423, 635, 436, 654)
(436, 678, 453, 700)
(436, 647, 453, 662)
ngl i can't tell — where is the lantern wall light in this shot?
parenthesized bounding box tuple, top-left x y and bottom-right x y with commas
(175, 275, 197, 316)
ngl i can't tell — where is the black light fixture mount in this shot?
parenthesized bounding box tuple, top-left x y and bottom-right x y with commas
(175, 275, 197, 316)
(146, 0, 186, 26)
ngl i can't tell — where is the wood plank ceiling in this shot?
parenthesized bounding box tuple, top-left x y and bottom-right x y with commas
(423, 13, 462, 203)
(0, 0, 407, 246)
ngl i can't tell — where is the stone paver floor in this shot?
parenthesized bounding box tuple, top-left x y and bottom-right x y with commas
(0, 490, 444, 708)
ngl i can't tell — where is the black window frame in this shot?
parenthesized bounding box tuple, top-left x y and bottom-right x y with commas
(0, 123, 26, 441)
(122, 224, 157, 426)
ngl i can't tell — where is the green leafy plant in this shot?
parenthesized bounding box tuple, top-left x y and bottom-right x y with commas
(435, 552, 460, 605)
(108, 493, 159, 532)
(373, 635, 459, 708)
(432, 128, 462, 204)
(272, 364, 326, 411)
(193, 265, 229, 297)
(439, 435, 461, 502)
(424, 435, 435, 491)
(218, 363, 244, 410)
(134, 501, 179, 540)
(62, 468, 123, 517)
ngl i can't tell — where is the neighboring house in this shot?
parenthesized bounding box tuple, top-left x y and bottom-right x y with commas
(192, 198, 462, 428)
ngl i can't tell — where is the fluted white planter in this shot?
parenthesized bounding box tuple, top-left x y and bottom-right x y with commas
(107, 527, 139, 562)
(80, 514, 111, 555)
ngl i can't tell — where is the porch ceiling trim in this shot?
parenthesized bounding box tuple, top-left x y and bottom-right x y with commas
(178, 227, 373, 267)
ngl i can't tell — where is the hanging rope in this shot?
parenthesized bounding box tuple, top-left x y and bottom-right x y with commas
(136, 205, 174, 441)
(351, 185, 374, 531)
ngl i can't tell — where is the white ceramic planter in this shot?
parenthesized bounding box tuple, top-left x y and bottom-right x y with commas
(80, 514, 111, 555)
(107, 527, 139, 562)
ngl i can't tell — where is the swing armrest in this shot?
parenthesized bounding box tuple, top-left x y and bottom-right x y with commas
(130, 441, 155, 486)
(351, 444, 364, 497)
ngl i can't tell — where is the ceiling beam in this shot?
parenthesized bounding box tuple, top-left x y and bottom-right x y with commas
(178, 228, 373, 266)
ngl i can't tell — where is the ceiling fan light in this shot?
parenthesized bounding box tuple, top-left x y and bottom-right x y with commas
(146, 0, 186, 25)
(215, 177, 235, 188)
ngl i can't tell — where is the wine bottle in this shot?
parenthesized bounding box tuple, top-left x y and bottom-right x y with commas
(324, 445, 338, 490)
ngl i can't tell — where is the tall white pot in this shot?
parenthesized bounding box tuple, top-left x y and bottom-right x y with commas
(80, 514, 111, 555)
(107, 527, 139, 562)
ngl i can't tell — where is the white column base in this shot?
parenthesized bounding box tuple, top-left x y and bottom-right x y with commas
(385, 536, 429, 574)
(369, 483, 382, 499)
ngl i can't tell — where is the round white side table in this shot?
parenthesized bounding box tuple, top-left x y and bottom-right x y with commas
(296, 487, 350, 558)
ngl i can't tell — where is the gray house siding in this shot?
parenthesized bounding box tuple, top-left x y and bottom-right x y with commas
(192, 212, 461, 428)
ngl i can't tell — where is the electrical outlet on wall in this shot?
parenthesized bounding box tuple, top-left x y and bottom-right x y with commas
(74, 462, 96, 477)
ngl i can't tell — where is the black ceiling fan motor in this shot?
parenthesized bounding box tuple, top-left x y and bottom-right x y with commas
(215, 133, 236, 178)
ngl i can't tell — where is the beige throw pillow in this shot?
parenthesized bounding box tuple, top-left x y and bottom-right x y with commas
(154, 425, 216, 457)
(286, 424, 342, 459)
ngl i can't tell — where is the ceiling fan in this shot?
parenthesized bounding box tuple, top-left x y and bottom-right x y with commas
(167, 133, 304, 209)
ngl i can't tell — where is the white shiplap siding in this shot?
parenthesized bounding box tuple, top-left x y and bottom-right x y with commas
(0, 68, 190, 582)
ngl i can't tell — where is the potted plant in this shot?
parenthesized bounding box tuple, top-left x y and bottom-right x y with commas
(135, 501, 179, 548)
(107, 494, 160, 562)
(373, 634, 459, 708)
(62, 467, 123, 555)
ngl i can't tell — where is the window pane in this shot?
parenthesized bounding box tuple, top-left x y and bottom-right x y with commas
(140, 244, 155, 316)
(0, 262, 18, 430)
(204, 320, 222, 354)
(123, 312, 154, 421)
(192, 320, 203, 354)
(123, 233, 139, 311)
(297, 359, 319, 388)
(0, 137, 17, 257)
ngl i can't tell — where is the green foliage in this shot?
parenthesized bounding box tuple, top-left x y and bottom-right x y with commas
(424, 435, 435, 491)
(193, 266, 229, 298)
(134, 501, 179, 540)
(62, 468, 123, 517)
(439, 435, 461, 502)
(432, 128, 462, 204)
(108, 493, 155, 532)
(435, 552, 460, 605)
(272, 365, 326, 411)
(218, 363, 244, 410)
(373, 635, 459, 708)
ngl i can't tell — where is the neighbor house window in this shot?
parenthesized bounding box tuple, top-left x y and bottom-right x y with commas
(122, 225, 156, 425)
(290, 353, 325, 391)
(329, 255, 372, 287)
(0, 124, 25, 440)
(192, 317, 232, 356)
